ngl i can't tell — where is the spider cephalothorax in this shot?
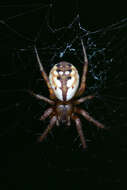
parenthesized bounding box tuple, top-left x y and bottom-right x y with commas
(30, 39, 104, 149)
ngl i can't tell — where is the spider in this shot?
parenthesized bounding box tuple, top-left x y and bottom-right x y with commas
(29, 39, 104, 149)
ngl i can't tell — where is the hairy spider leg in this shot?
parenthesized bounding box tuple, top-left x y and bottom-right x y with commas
(75, 108, 104, 129)
(29, 91, 55, 105)
(71, 115, 87, 149)
(38, 116, 57, 142)
(76, 39, 88, 97)
(40, 107, 53, 120)
(74, 95, 94, 105)
(34, 46, 56, 99)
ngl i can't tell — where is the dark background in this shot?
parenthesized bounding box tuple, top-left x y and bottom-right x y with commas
(0, 0, 127, 189)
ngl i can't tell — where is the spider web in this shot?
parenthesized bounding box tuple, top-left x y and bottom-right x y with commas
(0, 1, 126, 181)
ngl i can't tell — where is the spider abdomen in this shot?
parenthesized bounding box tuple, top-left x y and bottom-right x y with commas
(49, 61, 79, 101)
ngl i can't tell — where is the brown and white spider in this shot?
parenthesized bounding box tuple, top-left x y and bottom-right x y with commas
(29, 39, 104, 149)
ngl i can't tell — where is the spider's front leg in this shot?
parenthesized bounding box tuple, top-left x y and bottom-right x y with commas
(71, 115, 87, 149)
(40, 107, 53, 121)
(76, 39, 88, 97)
(34, 46, 56, 99)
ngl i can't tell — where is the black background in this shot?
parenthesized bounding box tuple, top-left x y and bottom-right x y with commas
(0, 0, 127, 189)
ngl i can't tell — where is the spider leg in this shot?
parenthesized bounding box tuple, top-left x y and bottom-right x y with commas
(38, 115, 57, 142)
(76, 39, 88, 97)
(29, 90, 55, 105)
(75, 108, 104, 129)
(40, 108, 53, 121)
(71, 114, 87, 149)
(74, 95, 94, 105)
(34, 46, 56, 99)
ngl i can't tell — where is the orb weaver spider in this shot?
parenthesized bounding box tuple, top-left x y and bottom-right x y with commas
(29, 39, 104, 149)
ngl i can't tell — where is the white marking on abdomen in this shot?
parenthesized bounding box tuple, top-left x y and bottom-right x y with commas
(65, 71, 70, 75)
(53, 77, 61, 88)
(66, 87, 76, 101)
(54, 87, 63, 101)
(53, 70, 58, 76)
(67, 77, 75, 88)
(59, 71, 63, 75)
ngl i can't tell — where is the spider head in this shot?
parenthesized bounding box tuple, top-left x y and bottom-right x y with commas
(56, 103, 72, 125)
(49, 61, 79, 101)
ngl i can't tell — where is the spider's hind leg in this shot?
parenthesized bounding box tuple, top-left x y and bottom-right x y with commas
(40, 107, 53, 121)
(38, 115, 57, 142)
(71, 114, 87, 149)
(75, 108, 104, 129)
